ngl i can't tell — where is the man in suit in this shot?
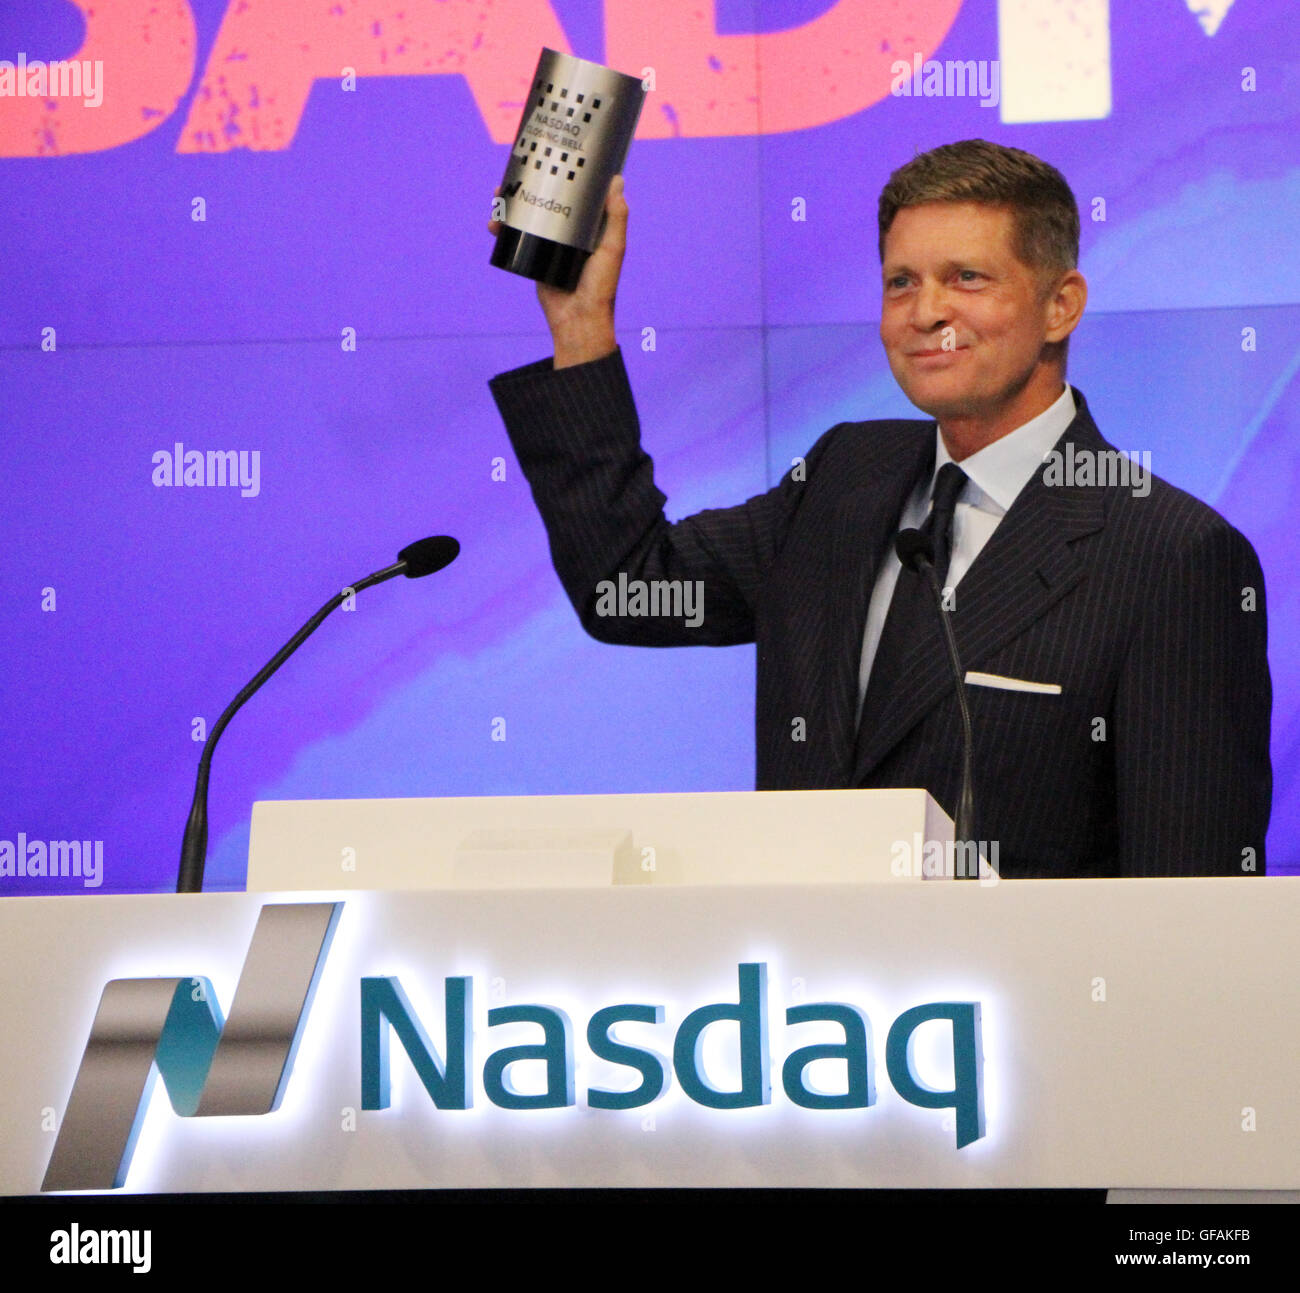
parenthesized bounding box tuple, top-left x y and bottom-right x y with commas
(488, 139, 1271, 877)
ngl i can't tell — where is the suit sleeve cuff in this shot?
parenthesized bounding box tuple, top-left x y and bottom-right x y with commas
(488, 346, 636, 451)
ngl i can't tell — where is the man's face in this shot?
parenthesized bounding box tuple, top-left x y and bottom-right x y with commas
(879, 201, 1060, 423)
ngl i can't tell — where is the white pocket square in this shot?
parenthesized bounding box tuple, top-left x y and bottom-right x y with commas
(964, 671, 1062, 695)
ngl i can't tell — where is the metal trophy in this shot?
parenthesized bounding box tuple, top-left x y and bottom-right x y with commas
(491, 48, 646, 291)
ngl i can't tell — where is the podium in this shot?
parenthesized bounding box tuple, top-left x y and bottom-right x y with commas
(246, 786, 960, 888)
(2, 791, 1296, 1197)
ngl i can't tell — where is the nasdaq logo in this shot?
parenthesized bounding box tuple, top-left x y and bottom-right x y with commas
(43, 902, 341, 1192)
(44, 913, 985, 1193)
(363, 964, 986, 1148)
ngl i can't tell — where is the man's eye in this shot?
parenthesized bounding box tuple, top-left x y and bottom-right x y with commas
(958, 270, 982, 282)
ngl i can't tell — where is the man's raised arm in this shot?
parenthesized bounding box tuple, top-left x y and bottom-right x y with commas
(487, 176, 832, 647)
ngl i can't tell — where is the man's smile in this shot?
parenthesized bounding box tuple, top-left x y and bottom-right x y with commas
(907, 346, 969, 363)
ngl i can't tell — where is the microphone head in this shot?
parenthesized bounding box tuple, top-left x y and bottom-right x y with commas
(398, 535, 460, 578)
(895, 527, 935, 571)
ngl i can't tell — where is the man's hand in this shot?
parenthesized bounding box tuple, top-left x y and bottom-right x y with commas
(488, 175, 627, 369)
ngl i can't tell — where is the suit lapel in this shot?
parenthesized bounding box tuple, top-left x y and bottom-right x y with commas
(850, 394, 1111, 784)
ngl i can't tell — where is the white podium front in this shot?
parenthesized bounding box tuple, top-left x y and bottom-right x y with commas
(2, 792, 1294, 1197)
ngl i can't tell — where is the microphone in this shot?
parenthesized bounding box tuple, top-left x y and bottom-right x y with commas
(894, 527, 979, 876)
(176, 536, 461, 894)
(398, 535, 459, 579)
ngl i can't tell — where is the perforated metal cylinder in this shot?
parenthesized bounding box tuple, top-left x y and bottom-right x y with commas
(491, 49, 646, 291)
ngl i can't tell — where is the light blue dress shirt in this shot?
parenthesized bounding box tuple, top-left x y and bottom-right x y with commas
(857, 383, 1078, 711)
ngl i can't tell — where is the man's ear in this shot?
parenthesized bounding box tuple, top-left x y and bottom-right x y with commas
(1044, 269, 1087, 344)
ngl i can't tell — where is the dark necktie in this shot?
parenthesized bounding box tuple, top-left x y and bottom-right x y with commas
(856, 461, 969, 742)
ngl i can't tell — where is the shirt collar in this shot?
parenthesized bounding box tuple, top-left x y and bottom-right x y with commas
(933, 383, 1077, 514)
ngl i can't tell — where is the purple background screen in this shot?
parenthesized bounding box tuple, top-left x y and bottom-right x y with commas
(2, 0, 1297, 891)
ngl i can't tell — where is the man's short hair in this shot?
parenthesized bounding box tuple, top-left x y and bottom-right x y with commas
(877, 138, 1080, 295)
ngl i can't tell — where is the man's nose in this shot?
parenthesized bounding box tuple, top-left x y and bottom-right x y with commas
(910, 279, 950, 330)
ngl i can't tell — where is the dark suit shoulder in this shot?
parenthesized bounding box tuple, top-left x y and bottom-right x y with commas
(1055, 391, 1259, 566)
(796, 416, 934, 490)
(1102, 465, 1261, 568)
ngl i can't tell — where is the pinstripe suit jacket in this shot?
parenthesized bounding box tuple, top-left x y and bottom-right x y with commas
(490, 348, 1272, 877)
